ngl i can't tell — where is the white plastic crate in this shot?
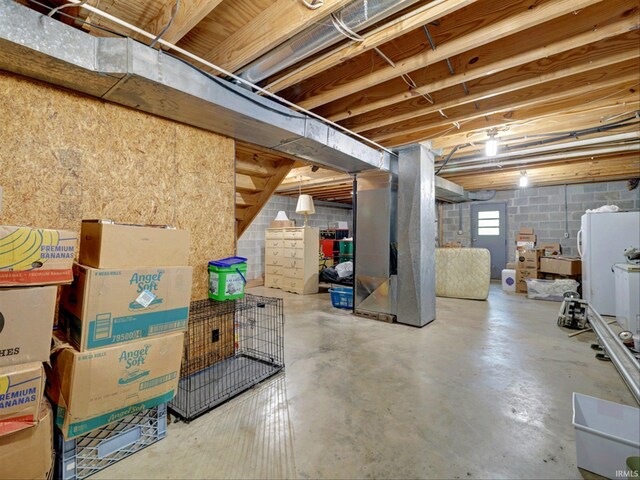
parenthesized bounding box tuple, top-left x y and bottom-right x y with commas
(573, 393, 640, 479)
(55, 404, 167, 480)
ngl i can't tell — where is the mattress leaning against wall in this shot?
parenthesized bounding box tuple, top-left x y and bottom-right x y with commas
(436, 248, 491, 300)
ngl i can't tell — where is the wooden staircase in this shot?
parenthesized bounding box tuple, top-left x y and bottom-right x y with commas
(235, 142, 297, 238)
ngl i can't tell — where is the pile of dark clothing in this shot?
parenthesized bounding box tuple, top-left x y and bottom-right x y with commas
(320, 261, 353, 286)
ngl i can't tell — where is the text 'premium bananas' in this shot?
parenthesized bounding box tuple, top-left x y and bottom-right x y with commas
(0, 226, 78, 286)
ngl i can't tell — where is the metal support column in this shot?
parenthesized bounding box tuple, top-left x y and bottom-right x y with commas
(396, 144, 436, 327)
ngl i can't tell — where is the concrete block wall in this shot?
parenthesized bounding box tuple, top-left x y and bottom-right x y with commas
(441, 180, 640, 260)
(237, 195, 353, 281)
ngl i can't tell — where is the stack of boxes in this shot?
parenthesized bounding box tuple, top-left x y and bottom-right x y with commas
(51, 220, 193, 441)
(0, 225, 78, 479)
(514, 228, 582, 294)
(515, 227, 542, 293)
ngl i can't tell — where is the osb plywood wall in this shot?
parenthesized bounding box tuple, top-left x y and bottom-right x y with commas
(0, 72, 235, 299)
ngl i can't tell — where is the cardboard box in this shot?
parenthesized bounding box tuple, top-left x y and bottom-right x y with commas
(79, 220, 190, 269)
(59, 263, 193, 351)
(0, 286, 57, 367)
(0, 362, 44, 437)
(517, 249, 542, 271)
(506, 262, 516, 270)
(269, 220, 295, 228)
(47, 332, 184, 439)
(516, 269, 542, 293)
(0, 226, 77, 286)
(182, 311, 234, 378)
(519, 227, 534, 234)
(539, 243, 562, 256)
(516, 242, 536, 251)
(516, 233, 537, 243)
(540, 256, 582, 276)
(0, 398, 53, 479)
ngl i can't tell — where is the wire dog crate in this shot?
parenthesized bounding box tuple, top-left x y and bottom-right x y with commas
(169, 293, 284, 421)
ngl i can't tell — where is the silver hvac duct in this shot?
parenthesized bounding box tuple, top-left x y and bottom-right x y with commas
(239, 0, 422, 84)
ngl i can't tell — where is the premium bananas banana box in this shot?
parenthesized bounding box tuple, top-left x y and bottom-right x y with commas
(47, 332, 183, 439)
(0, 362, 45, 437)
(59, 263, 192, 352)
(0, 286, 57, 368)
(0, 226, 77, 286)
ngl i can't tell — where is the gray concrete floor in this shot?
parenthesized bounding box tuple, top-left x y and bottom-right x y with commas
(95, 284, 635, 479)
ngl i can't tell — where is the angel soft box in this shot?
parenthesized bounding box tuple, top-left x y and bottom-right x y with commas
(60, 263, 192, 351)
(47, 332, 183, 439)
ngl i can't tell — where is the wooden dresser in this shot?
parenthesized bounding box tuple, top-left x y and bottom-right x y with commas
(264, 227, 319, 295)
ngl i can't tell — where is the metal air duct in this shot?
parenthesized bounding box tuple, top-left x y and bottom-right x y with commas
(239, 0, 422, 84)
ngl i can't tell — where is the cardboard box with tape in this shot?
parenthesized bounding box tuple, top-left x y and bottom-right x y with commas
(0, 286, 57, 367)
(0, 226, 77, 286)
(0, 398, 53, 479)
(59, 263, 192, 351)
(516, 249, 542, 271)
(47, 332, 184, 439)
(540, 256, 582, 276)
(0, 362, 45, 437)
(79, 220, 190, 269)
(539, 243, 562, 257)
(516, 269, 543, 293)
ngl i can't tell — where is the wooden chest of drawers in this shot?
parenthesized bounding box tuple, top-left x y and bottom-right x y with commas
(264, 227, 319, 295)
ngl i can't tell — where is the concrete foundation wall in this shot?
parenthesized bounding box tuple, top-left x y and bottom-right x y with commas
(238, 195, 353, 281)
(441, 180, 640, 260)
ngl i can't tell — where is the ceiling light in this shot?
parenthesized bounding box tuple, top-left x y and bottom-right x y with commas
(485, 137, 498, 157)
(519, 171, 528, 188)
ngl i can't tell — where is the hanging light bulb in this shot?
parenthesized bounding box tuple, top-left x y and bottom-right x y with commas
(485, 132, 498, 157)
(519, 171, 529, 187)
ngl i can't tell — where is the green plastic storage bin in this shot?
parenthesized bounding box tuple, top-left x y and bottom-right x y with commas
(208, 256, 247, 301)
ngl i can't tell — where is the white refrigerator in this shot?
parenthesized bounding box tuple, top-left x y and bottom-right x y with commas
(578, 211, 640, 316)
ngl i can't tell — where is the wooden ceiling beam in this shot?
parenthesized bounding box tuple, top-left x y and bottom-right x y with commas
(201, 0, 351, 74)
(323, 6, 639, 122)
(349, 49, 638, 133)
(442, 154, 640, 190)
(266, 0, 478, 93)
(297, 0, 606, 110)
(372, 70, 639, 144)
(133, 0, 225, 45)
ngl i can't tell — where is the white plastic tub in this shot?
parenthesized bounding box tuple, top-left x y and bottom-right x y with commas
(526, 278, 579, 301)
(573, 393, 640, 479)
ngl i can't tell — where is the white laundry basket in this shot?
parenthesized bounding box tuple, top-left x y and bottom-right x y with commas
(573, 393, 640, 479)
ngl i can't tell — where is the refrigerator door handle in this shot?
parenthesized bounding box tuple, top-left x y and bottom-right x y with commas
(577, 229, 583, 258)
